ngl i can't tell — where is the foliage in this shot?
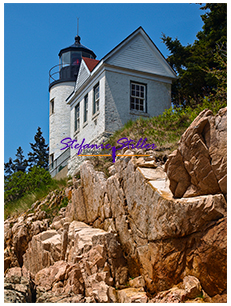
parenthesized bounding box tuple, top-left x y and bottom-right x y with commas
(4, 157, 15, 179)
(203, 45, 227, 104)
(4, 173, 68, 219)
(4, 166, 52, 204)
(13, 146, 28, 172)
(198, 3, 227, 49)
(28, 127, 49, 170)
(162, 3, 227, 107)
(4, 127, 51, 216)
(4, 127, 49, 179)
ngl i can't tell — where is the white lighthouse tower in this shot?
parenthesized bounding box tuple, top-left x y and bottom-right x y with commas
(49, 33, 96, 176)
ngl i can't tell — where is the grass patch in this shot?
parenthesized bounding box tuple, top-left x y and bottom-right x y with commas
(86, 98, 226, 174)
(105, 97, 226, 150)
(4, 177, 68, 220)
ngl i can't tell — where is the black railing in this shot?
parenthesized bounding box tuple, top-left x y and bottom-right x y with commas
(49, 147, 70, 177)
(49, 64, 61, 84)
(49, 63, 80, 87)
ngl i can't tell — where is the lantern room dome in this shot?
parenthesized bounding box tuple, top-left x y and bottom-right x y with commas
(58, 35, 96, 59)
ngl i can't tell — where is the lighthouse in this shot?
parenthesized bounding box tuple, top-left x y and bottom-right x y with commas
(49, 33, 96, 175)
(48, 26, 177, 177)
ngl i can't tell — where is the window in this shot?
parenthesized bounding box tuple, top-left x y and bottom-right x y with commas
(71, 51, 81, 66)
(50, 153, 54, 169)
(75, 103, 80, 131)
(50, 99, 54, 115)
(61, 52, 70, 67)
(84, 94, 88, 123)
(93, 83, 99, 115)
(130, 82, 146, 112)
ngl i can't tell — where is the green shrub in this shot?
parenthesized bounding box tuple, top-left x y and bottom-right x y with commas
(4, 166, 53, 204)
(4, 174, 68, 220)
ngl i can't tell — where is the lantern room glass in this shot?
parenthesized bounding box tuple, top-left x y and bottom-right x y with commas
(61, 52, 70, 67)
(71, 52, 81, 66)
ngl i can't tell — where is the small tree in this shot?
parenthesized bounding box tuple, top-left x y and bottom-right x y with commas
(4, 157, 15, 179)
(13, 146, 28, 172)
(28, 127, 49, 170)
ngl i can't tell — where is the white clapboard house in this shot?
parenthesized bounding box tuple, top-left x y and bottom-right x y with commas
(49, 26, 177, 177)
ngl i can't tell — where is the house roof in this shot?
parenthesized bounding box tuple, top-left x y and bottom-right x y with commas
(82, 57, 100, 72)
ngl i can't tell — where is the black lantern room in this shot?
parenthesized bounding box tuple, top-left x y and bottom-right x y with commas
(49, 35, 96, 90)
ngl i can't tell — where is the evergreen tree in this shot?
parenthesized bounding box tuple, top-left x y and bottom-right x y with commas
(197, 3, 227, 51)
(28, 127, 49, 170)
(162, 3, 227, 107)
(4, 157, 15, 179)
(13, 146, 28, 172)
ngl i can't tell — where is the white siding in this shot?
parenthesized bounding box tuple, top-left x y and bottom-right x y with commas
(75, 61, 90, 91)
(69, 73, 106, 160)
(67, 74, 107, 176)
(105, 69, 171, 132)
(106, 33, 172, 77)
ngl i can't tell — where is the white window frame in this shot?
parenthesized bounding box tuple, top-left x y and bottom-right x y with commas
(130, 82, 146, 112)
(93, 83, 99, 115)
(74, 103, 80, 131)
(84, 94, 88, 123)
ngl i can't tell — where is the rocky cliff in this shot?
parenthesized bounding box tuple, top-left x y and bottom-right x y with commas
(4, 107, 227, 303)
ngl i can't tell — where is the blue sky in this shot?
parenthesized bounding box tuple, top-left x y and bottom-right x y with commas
(4, 2, 205, 164)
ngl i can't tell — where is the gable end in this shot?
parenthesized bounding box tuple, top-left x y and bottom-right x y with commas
(75, 60, 91, 91)
(104, 27, 176, 79)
